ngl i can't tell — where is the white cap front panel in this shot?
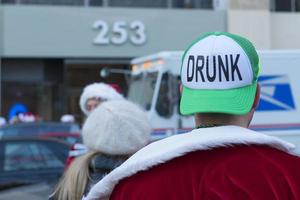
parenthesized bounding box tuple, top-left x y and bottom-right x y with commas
(181, 35, 253, 90)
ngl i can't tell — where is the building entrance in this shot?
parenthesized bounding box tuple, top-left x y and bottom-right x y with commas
(64, 61, 130, 123)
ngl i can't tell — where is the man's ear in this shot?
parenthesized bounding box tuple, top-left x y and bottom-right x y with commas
(252, 84, 261, 109)
(179, 84, 183, 95)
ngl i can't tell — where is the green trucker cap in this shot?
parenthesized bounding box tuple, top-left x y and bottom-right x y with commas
(180, 32, 260, 115)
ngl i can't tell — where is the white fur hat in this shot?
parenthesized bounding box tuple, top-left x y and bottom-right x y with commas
(79, 83, 124, 116)
(82, 100, 151, 155)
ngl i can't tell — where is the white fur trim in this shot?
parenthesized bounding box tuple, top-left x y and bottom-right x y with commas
(83, 126, 295, 200)
(79, 83, 124, 116)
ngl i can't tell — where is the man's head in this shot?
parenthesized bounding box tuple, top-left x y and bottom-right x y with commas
(180, 32, 260, 127)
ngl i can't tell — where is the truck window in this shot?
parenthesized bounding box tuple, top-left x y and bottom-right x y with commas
(156, 73, 174, 118)
(127, 72, 158, 110)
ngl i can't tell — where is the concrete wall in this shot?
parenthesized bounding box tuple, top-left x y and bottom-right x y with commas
(271, 13, 300, 49)
(0, 6, 3, 56)
(0, 5, 226, 58)
(2, 4, 300, 57)
(229, 0, 269, 10)
(227, 10, 271, 49)
(228, 9, 300, 50)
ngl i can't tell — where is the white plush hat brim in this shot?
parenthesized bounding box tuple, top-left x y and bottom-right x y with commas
(82, 100, 151, 155)
(79, 83, 124, 116)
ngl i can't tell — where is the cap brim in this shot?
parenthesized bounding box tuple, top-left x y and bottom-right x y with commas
(180, 83, 257, 115)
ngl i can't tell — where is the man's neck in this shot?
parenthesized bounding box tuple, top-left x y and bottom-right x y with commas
(194, 114, 250, 129)
(195, 124, 221, 129)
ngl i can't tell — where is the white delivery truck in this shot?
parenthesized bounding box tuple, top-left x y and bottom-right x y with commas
(127, 51, 300, 153)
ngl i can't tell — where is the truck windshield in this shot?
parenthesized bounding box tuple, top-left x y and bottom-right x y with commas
(127, 72, 158, 110)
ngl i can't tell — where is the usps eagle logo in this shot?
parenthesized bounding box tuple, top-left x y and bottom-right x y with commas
(256, 75, 296, 111)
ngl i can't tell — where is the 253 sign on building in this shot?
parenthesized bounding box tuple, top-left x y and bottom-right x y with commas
(93, 20, 147, 45)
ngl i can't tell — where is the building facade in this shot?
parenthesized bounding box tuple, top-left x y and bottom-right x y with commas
(0, 0, 299, 122)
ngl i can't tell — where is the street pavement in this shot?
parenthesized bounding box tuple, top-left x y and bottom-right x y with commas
(0, 182, 54, 200)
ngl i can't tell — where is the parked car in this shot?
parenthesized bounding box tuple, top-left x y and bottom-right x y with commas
(0, 122, 81, 144)
(39, 132, 81, 145)
(0, 137, 70, 190)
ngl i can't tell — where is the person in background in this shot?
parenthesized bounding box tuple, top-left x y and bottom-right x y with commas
(50, 100, 150, 200)
(60, 114, 75, 124)
(83, 32, 300, 200)
(9, 112, 40, 124)
(66, 83, 125, 166)
(8, 103, 28, 121)
(79, 83, 124, 116)
(8, 103, 29, 124)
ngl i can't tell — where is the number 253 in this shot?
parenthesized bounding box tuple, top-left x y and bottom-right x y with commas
(93, 20, 147, 45)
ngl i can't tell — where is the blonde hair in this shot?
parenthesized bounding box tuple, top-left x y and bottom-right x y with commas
(50, 151, 100, 200)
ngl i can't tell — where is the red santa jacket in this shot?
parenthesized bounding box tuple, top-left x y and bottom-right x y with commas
(83, 126, 300, 200)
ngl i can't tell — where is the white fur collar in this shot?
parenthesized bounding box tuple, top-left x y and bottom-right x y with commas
(83, 126, 295, 200)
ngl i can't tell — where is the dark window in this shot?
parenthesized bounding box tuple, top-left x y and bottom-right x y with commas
(128, 72, 158, 110)
(89, 0, 103, 6)
(271, 0, 300, 11)
(156, 73, 178, 118)
(108, 0, 167, 8)
(1, 0, 16, 4)
(1, 0, 83, 5)
(1, 0, 213, 8)
(172, 0, 213, 9)
(273, 0, 292, 11)
(4, 142, 64, 171)
(39, 143, 65, 167)
(172, 0, 185, 8)
(297, 0, 300, 11)
(193, 0, 213, 9)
